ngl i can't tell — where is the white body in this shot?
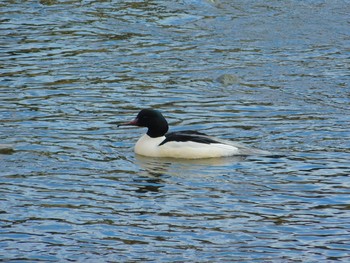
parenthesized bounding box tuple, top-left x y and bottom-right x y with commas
(134, 134, 263, 159)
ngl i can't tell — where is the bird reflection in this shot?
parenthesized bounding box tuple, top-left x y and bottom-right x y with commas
(133, 154, 248, 195)
(135, 154, 248, 169)
(131, 156, 172, 194)
(132, 154, 250, 194)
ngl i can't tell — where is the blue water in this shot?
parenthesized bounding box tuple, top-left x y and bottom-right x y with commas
(1, 0, 350, 262)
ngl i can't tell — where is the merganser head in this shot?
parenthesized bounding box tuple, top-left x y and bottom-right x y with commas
(119, 109, 169, 138)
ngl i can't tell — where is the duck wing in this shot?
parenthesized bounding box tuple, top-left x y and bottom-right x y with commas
(160, 130, 270, 156)
(159, 130, 220, 146)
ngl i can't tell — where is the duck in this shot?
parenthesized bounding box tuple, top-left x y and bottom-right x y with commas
(118, 109, 270, 159)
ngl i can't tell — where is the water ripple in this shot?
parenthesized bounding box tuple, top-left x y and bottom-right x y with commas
(1, 0, 350, 262)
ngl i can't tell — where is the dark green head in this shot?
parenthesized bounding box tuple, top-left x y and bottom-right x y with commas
(119, 109, 169, 138)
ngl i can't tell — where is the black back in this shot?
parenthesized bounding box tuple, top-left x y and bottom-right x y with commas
(159, 130, 220, 146)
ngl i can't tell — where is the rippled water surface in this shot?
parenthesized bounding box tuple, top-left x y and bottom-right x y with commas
(1, 0, 350, 262)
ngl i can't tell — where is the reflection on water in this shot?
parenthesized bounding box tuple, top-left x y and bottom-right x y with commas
(136, 153, 248, 168)
(1, 0, 350, 262)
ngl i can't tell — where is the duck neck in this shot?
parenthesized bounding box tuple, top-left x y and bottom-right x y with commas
(147, 123, 168, 138)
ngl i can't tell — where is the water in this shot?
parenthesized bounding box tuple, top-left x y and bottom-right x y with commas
(1, 0, 350, 262)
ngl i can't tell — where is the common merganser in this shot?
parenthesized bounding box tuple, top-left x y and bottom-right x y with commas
(118, 109, 270, 159)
